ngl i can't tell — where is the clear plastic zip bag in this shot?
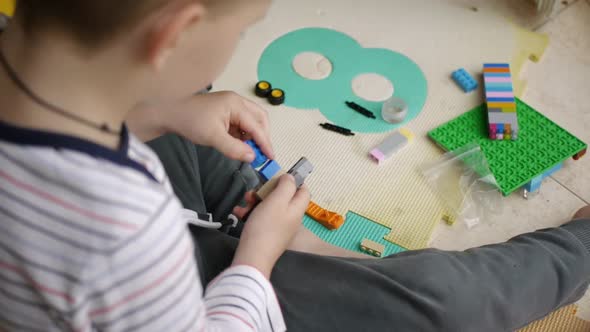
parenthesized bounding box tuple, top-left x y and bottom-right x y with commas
(421, 143, 503, 229)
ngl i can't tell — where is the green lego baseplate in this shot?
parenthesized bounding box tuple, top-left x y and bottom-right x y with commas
(428, 98, 587, 196)
(303, 212, 406, 257)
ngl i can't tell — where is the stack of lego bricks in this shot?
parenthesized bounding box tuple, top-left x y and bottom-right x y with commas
(484, 63, 519, 140)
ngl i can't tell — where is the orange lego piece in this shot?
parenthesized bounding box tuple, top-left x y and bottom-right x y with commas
(574, 148, 587, 161)
(306, 201, 345, 230)
(483, 67, 510, 73)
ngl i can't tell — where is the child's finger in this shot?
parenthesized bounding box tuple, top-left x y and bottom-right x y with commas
(232, 205, 249, 219)
(216, 134, 256, 162)
(244, 191, 259, 205)
(265, 174, 297, 203)
(290, 185, 311, 212)
(235, 112, 274, 160)
(243, 98, 271, 134)
(240, 119, 274, 159)
(232, 192, 259, 219)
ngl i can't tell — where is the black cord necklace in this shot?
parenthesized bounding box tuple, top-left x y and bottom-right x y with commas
(0, 48, 122, 136)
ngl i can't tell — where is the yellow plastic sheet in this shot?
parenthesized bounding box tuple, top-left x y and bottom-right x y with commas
(0, 0, 15, 16)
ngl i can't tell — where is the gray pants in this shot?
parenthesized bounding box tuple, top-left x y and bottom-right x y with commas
(148, 134, 590, 332)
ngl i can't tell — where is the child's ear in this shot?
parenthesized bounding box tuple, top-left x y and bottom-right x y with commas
(145, 3, 205, 70)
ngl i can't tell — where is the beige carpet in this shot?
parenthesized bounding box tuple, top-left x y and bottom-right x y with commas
(520, 305, 590, 332)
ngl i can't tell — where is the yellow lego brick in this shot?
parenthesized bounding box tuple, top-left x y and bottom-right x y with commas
(360, 238, 385, 257)
(442, 213, 456, 226)
(505, 124, 512, 135)
(487, 102, 517, 109)
(398, 128, 415, 142)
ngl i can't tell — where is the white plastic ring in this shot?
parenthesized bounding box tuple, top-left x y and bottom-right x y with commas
(381, 96, 408, 124)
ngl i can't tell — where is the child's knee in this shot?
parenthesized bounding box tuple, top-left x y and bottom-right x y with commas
(572, 205, 590, 220)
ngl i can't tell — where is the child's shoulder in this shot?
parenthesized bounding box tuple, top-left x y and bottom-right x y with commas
(0, 141, 190, 313)
(0, 138, 181, 248)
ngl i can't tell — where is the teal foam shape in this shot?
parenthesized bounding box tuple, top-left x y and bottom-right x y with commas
(258, 27, 428, 133)
(303, 211, 407, 257)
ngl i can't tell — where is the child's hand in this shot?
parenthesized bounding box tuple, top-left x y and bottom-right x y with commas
(169, 91, 274, 162)
(128, 91, 274, 162)
(232, 191, 259, 219)
(232, 175, 310, 279)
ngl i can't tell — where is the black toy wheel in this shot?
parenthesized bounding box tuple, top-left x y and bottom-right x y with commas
(268, 89, 285, 105)
(255, 81, 272, 98)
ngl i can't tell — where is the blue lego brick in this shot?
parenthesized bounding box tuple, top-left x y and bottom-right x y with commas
(524, 162, 563, 193)
(245, 140, 268, 168)
(259, 160, 282, 181)
(452, 68, 478, 93)
(543, 162, 563, 177)
(525, 176, 543, 192)
(487, 97, 516, 103)
(484, 63, 510, 68)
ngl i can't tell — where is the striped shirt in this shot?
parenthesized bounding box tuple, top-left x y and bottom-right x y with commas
(0, 121, 286, 332)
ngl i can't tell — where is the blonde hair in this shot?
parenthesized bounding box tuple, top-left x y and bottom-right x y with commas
(16, 0, 197, 47)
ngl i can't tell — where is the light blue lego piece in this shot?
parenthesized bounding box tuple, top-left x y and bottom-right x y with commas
(484, 63, 510, 68)
(483, 73, 511, 77)
(525, 176, 543, 192)
(524, 162, 563, 193)
(452, 68, 478, 93)
(245, 140, 268, 168)
(484, 85, 514, 92)
(259, 160, 281, 181)
(543, 163, 564, 177)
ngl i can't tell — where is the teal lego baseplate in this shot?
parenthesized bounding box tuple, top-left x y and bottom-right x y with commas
(428, 98, 587, 196)
(303, 212, 406, 256)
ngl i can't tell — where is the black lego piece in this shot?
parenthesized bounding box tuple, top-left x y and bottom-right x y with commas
(320, 123, 355, 136)
(345, 101, 376, 119)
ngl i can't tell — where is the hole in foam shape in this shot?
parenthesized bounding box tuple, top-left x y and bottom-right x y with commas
(292, 52, 333, 81)
(352, 73, 394, 102)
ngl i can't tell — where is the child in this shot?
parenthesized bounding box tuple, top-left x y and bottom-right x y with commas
(0, 0, 309, 330)
(2, 1, 590, 332)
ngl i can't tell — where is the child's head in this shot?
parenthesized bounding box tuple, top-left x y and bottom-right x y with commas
(13, 0, 271, 101)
